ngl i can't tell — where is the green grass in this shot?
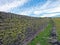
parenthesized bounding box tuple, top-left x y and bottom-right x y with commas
(28, 22, 52, 45)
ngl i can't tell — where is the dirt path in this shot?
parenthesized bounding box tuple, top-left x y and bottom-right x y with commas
(48, 19, 60, 45)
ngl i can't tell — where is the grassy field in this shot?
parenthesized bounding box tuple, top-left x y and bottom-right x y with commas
(53, 18, 60, 40)
(28, 21, 52, 45)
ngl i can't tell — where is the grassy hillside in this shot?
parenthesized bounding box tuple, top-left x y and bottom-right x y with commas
(0, 12, 49, 45)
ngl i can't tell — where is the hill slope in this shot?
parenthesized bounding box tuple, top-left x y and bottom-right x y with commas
(0, 12, 49, 45)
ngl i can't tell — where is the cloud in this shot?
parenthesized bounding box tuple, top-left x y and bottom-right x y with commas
(0, 0, 60, 17)
(40, 12, 60, 17)
(19, 0, 60, 17)
(33, 0, 60, 17)
(0, 0, 28, 12)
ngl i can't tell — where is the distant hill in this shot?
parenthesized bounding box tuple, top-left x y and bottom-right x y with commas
(0, 12, 49, 45)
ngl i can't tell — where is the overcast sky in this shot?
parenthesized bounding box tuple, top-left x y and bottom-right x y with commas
(0, 0, 60, 17)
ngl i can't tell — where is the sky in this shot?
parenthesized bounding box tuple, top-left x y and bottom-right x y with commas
(0, 0, 60, 17)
